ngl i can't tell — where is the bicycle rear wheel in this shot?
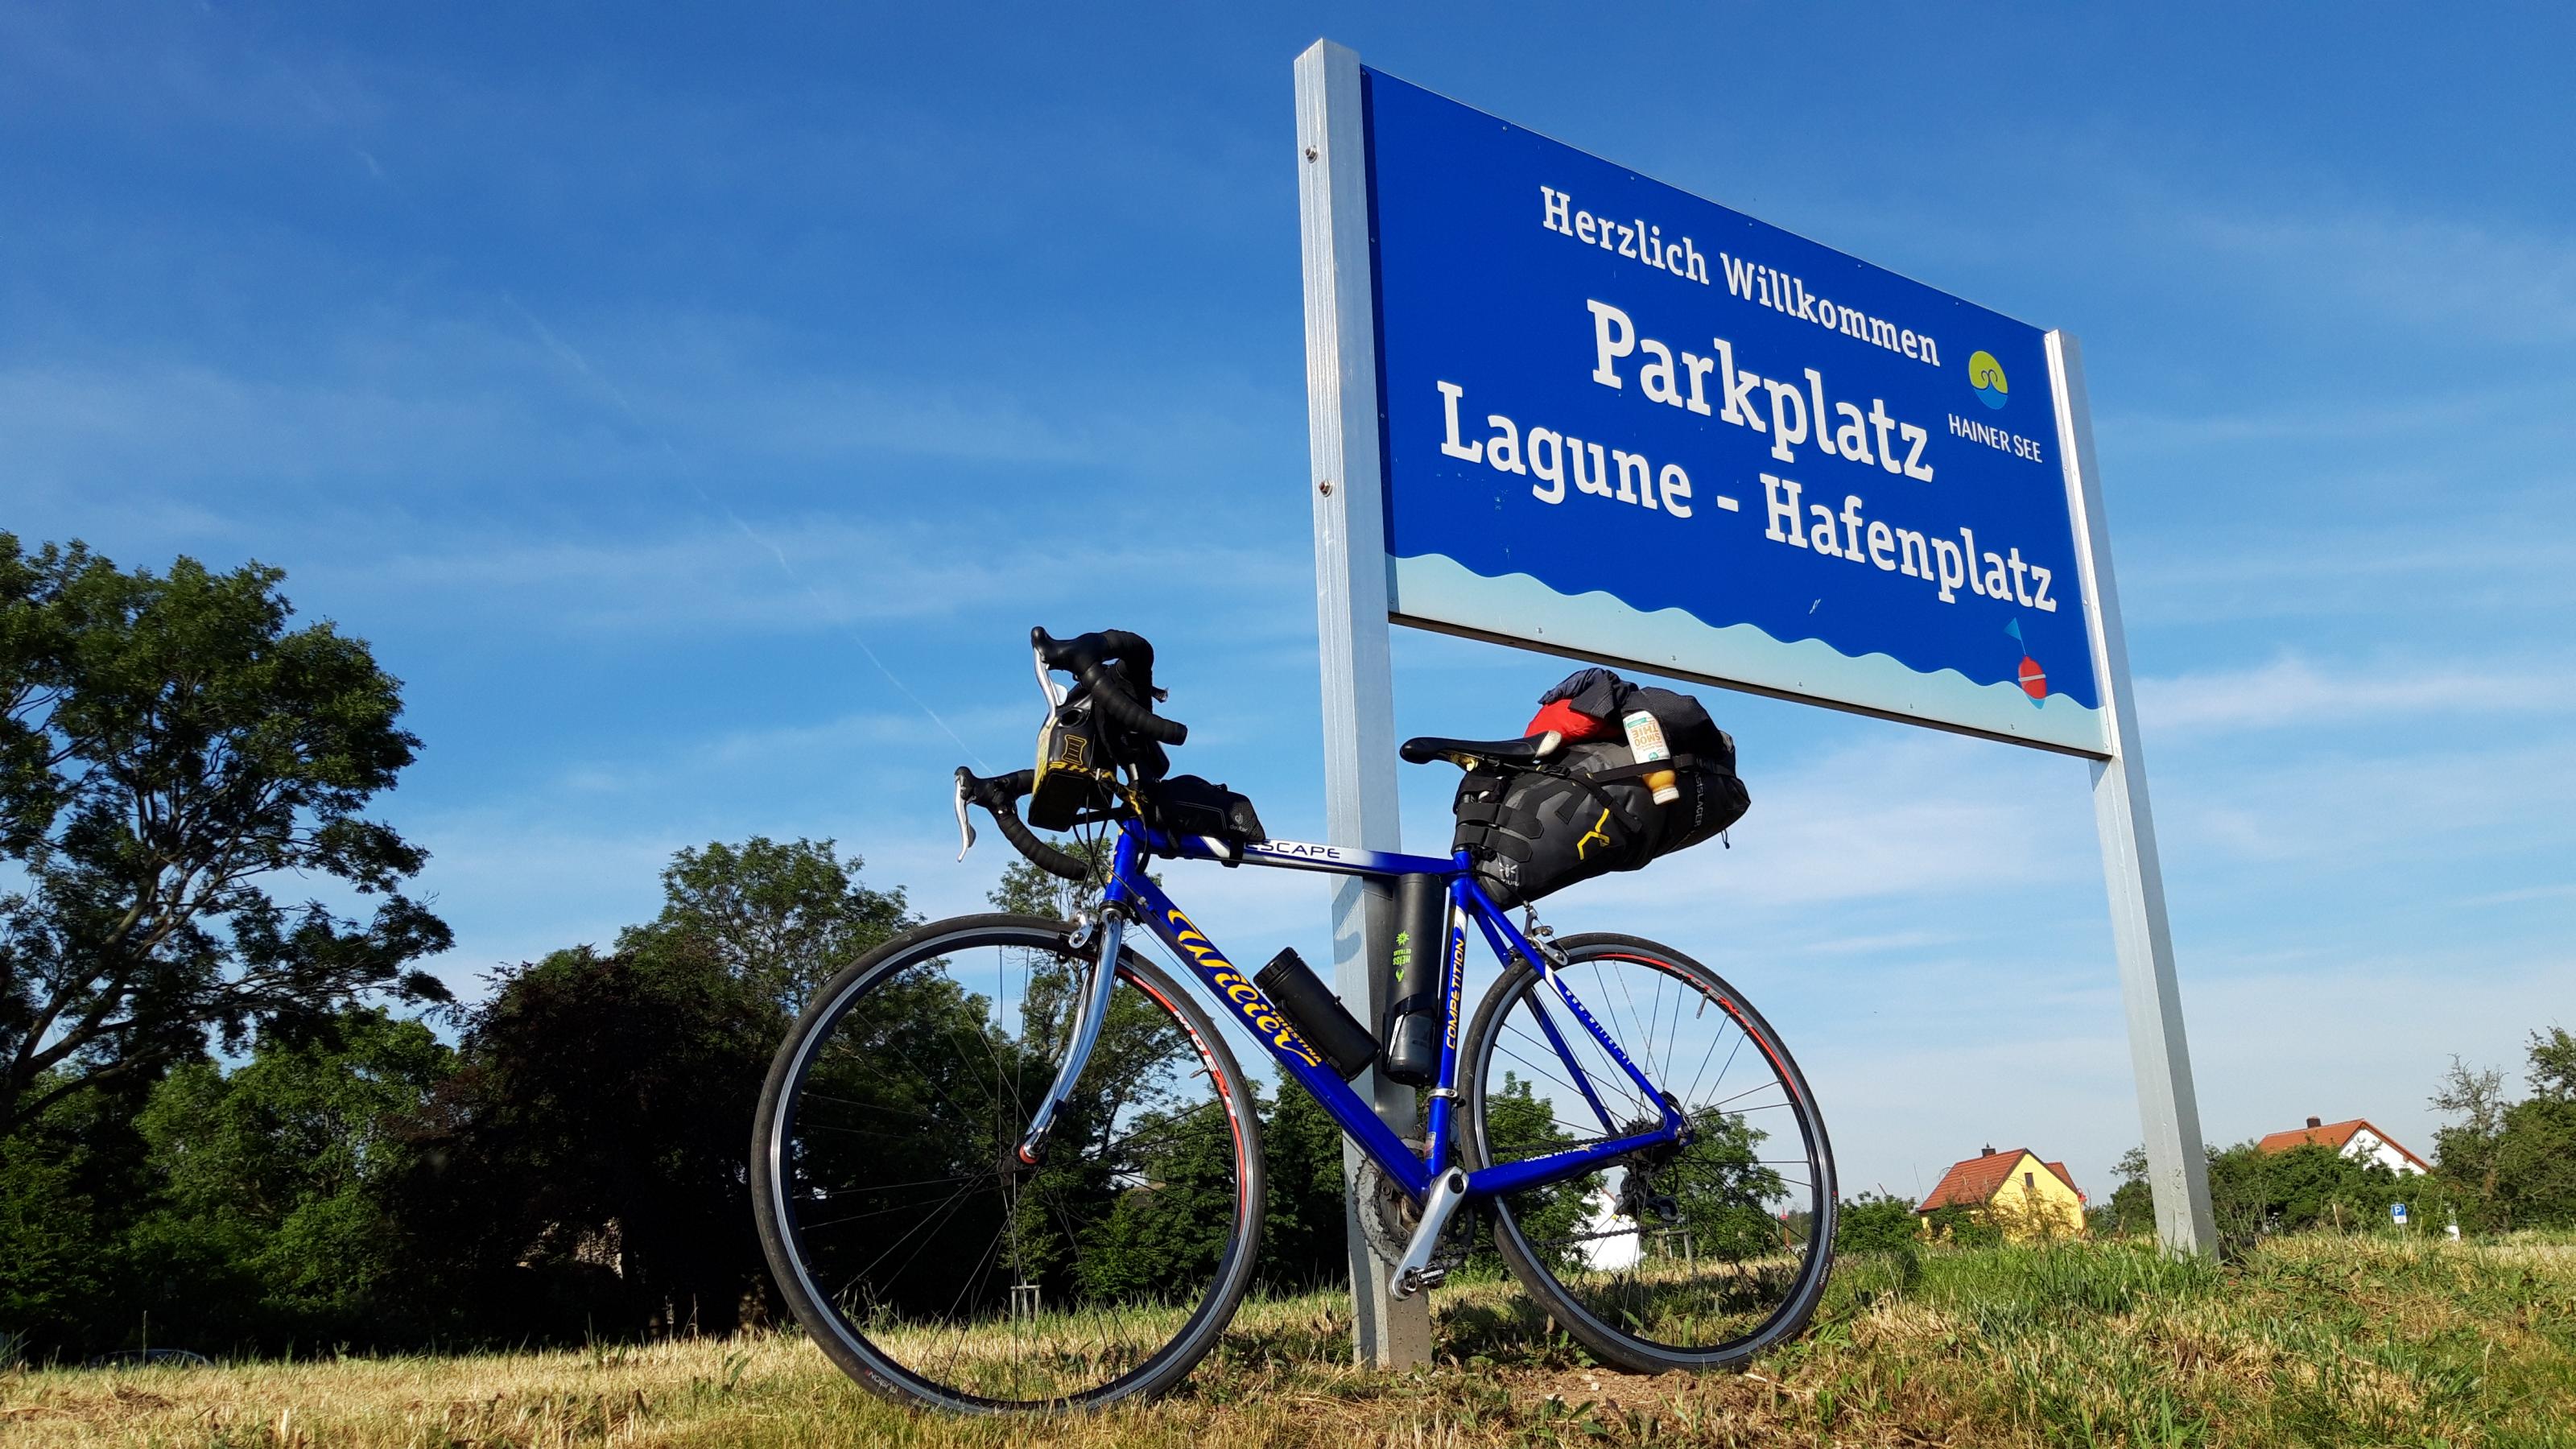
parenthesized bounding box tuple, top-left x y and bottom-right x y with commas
(753, 913, 1262, 1412)
(1460, 932, 1835, 1372)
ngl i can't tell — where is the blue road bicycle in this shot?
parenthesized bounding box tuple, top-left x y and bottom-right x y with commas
(752, 629, 1836, 1412)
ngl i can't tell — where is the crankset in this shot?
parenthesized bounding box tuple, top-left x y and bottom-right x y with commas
(1354, 1141, 1474, 1286)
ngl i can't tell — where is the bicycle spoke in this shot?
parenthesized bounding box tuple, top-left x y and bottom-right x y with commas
(761, 926, 1253, 1410)
(1467, 943, 1833, 1368)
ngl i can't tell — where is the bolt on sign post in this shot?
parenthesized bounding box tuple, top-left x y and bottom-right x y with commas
(1295, 39, 2216, 1364)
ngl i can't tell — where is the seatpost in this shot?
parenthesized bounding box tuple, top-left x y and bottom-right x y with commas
(1014, 903, 1126, 1166)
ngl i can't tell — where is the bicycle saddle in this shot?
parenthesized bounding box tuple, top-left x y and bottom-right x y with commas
(1399, 733, 1560, 766)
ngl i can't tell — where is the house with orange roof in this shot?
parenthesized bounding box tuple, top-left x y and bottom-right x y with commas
(1916, 1146, 2086, 1241)
(2255, 1116, 2429, 1176)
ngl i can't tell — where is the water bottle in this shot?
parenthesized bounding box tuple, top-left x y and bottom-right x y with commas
(1621, 708, 1682, 805)
(1380, 874, 1446, 1087)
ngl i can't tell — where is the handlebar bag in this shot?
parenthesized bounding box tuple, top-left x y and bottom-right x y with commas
(1028, 697, 1123, 831)
(1451, 712, 1748, 910)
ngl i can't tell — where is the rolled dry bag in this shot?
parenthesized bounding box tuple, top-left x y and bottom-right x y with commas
(1253, 947, 1377, 1080)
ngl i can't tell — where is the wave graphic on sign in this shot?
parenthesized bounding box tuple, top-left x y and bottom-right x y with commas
(1391, 553, 2111, 756)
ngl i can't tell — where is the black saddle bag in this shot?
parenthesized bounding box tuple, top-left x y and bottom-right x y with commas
(1449, 687, 1748, 908)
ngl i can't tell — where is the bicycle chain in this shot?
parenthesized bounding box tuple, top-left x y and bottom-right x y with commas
(1356, 1129, 1678, 1279)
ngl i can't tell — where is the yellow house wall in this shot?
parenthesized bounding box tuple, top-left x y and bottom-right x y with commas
(1987, 1151, 2085, 1241)
(1920, 1151, 2087, 1242)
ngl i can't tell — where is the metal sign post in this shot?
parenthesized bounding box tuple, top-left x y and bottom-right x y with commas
(2052, 332, 2219, 1255)
(1294, 35, 2216, 1370)
(1295, 39, 1434, 1368)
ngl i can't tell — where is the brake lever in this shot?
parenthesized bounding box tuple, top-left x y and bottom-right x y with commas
(952, 770, 979, 861)
(1031, 644, 1065, 708)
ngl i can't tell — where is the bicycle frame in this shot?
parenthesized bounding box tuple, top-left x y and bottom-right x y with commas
(1030, 817, 1685, 1207)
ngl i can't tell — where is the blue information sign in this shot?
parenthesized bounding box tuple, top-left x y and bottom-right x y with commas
(1364, 68, 2111, 754)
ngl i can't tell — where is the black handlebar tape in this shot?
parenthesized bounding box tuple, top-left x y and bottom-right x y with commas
(1079, 660, 1187, 744)
(1031, 625, 1156, 679)
(1091, 629, 1155, 672)
(956, 766, 1092, 883)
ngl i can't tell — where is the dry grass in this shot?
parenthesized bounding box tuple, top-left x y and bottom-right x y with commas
(4, 1232, 2571, 1447)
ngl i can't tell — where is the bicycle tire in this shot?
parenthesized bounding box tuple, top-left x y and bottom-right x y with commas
(1460, 932, 1836, 1373)
(753, 913, 1263, 1412)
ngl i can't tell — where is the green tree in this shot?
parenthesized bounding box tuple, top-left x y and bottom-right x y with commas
(423, 837, 919, 1339)
(1922, 1203, 2004, 1248)
(2103, 1146, 2157, 1237)
(1835, 1191, 1921, 1255)
(2529, 1026, 2576, 1098)
(0, 535, 450, 1137)
(988, 833, 1121, 920)
(1073, 1091, 1244, 1303)
(2198, 1137, 2446, 1250)
(438, 945, 778, 1338)
(2495, 1028, 2576, 1229)
(124, 1008, 454, 1348)
(2429, 1028, 2576, 1232)
(1661, 1108, 1787, 1261)
(0, 1072, 156, 1360)
(619, 836, 912, 1012)
(0, 1098, 109, 1352)
(2431, 1056, 2510, 1228)
(1257, 1081, 1352, 1293)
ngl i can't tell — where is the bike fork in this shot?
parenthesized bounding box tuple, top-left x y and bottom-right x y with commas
(1014, 906, 1127, 1166)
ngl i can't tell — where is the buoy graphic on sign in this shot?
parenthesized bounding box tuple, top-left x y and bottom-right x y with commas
(2005, 618, 2046, 707)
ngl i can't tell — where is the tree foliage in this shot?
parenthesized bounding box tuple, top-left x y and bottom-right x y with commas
(2431, 1026, 2576, 1232)
(126, 1009, 454, 1346)
(9, 541, 2572, 1362)
(0, 535, 449, 1137)
(432, 945, 780, 1337)
(620, 836, 910, 1013)
(1835, 1191, 1921, 1255)
(1257, 1082, 1352, 1293)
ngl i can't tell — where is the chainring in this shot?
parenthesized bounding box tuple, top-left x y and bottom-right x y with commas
(1353, 1141, 1422, 1268)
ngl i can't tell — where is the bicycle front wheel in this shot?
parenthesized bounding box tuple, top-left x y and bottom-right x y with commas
(1461, 932, 1836, 1373)
(753, 913, 1263, 1412)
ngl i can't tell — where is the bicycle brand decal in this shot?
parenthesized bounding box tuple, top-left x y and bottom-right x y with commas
(1443, 919, 1465, 1048)
(1256, 840, 1352, 861)
(1164, 908, 1326, 1070)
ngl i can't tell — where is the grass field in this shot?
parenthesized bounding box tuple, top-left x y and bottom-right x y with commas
(6, 1233, 2572, 1447)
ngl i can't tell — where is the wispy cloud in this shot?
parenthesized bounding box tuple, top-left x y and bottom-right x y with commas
(2183, 208, 2576, 346)
(2139, 654, 2576, 733)
(1541, 730, 2098, 918)
(2156, 734, 2576, 865)
(292, 518, 1308, 642)
(2116, 522, 2576, 630)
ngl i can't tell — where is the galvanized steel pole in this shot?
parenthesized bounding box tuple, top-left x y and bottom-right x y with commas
(1296, 39, 1435, 1366)
(2050, 329, 2219, 1257)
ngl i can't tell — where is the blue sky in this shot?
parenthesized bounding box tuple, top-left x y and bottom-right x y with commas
(7, 3, 2570, 1208)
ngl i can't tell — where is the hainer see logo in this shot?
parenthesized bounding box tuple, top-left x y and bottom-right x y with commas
(1968, 350, 2008, 410)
